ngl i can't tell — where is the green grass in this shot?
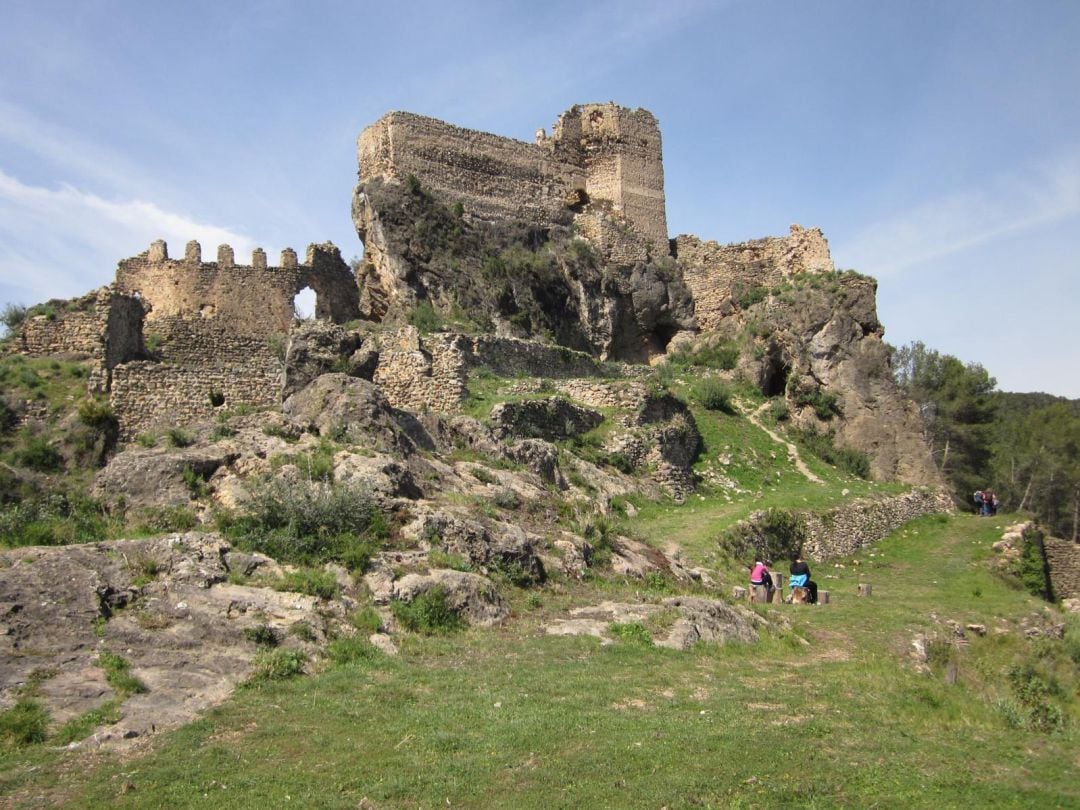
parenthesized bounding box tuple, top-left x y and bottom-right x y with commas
(1, 513, 1076, 807)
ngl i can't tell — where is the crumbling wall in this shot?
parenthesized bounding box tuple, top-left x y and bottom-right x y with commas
(17, 288, 144, 368)
(370, 328, 611, 413)
(357, 103, 668, 258)
(802, 490, 955, 561)
(115, 240, 359, 338)
(1044, 536, 1080, 600)
(677, 225, 835, 331)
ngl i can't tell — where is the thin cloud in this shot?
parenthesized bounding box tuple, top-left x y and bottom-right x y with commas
(0, 170, 255, 305)
(838, 150, 1080, 277)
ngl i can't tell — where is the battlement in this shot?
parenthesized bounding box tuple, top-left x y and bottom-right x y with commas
(116, 239, 360, 337)
(356, 102, 668, 258)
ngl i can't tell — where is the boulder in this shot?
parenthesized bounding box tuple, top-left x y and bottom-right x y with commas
(92, 446, 238, 509)
(392, 570, 508, 627)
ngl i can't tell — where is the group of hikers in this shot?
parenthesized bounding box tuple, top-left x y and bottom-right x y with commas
(749, 557, 818, 604)
(974, 489, 999, 516)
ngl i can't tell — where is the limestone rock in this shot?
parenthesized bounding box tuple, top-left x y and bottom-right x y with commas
(392, 570, 508, 627)
(282, 373, 416, 455)
(654, 597, 761, 650)
(404, 510, 544, 584)
(93, 445, 238, 510)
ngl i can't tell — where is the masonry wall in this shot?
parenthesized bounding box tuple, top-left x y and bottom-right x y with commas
(371, 328, 610, 413)
(802, 489, 955, 561)
(115, 241, 359, 338)
(357, 103, 668, 257)
(17, 288, 144, 368)
(1044, 537, 1080, 600)
(677, 225, 835, 331)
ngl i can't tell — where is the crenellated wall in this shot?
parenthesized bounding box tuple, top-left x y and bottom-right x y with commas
(676, 225, 835, 331)
(116, 240, 360, 337)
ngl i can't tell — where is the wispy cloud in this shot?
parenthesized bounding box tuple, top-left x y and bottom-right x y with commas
(838, 150, 1080, 276)
(0, 170, 254, 305)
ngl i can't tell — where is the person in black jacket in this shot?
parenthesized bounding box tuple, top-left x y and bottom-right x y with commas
(789, 557, 818, 604)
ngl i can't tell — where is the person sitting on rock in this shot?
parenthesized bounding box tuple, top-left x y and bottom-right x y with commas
(789, 556, 818, 604)
(749, 559, 773, 596)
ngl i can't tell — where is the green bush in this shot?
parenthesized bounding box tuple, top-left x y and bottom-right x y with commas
(131, 505, 198, 534)
(1013, 526, 1052, 600)
(0, 492, 111, 548)
(15, 435, 63, 472)
(722, 508, 807, 563)
(790, 427, 871, 479)
(694, 378, 736, 413)
(609, 622, 653, 646)
(1, 302, 28, 337)
(327, 636, 380, 665)
(244, 624, 279, 647)
(273, 568, 340, 600)
(391, 586, 465, 635)
(0, 699, 49, 747)
(407, 300, 443, 333)
(349, 606, 384, 635)
(249, 648, 306, 682)
(182, 466, 209, 499)
(769, 398, 790, 422)
(165, 428, 194, 448)
(218, 478, 386, 569)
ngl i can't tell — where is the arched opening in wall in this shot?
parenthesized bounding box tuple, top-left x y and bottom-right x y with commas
(294, 287, 317, 321)
(760, 348, 790, 398)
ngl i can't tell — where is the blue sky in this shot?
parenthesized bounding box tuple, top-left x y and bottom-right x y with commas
(1, 0, 1078, 395)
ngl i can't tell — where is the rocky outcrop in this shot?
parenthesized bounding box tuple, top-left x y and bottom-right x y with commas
(392, 570, 508, 627)
(490, 397, 603, 441)
(0, 534, 352, 746)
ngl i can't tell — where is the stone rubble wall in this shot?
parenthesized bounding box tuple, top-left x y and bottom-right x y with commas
(1044, 536, 1080, 600)
(17, 288, 144, 371)
(371, 328, 610, 413)
(358, 103, 668, 257)
(677, 225, 835, 331)
(110, 356, 282, 439)
(554, 380, 650, 410)
(801, 489, 955, 562)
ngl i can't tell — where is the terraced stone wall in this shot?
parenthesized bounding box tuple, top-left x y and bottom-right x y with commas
(1044, 536, 1080, 599)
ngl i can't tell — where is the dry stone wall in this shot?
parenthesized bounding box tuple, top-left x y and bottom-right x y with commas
(676, 225, 835, 331)
(802, 489, 955, 561)
(1044, 537, 1080, 600)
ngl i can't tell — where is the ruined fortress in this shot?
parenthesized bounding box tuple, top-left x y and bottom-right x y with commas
(13, 101, 929, 484)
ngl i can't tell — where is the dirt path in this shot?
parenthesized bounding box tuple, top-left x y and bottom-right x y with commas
(743, 402, 824, 484)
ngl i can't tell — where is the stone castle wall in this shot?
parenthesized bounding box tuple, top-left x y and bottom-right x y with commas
(17, 288, 144, 371)
(802, 489, 955, 561)
(1044, 536, 1080, 600)
(357, 103, 668, 257)
(677, 225, 835, 331)
(116, 240, 359, 338)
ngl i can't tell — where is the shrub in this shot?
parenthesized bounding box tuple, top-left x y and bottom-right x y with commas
(722, 508, 807, 563)
(0, 491, 111, 547)
(0, 302, 27, 337)
(244, 624, 279, 647)
(273, 568, 340, 600)
(391, 586, 465, 635)
(790, 427, 871, 479)
(694, 378, 736, 413)
(182, 466, 209, 499)
(15, 435, 63, 472)
(249, 648, 306, 682)
(327, 636, 380, 665)
(218, 478, 386, 569)
(77, 399, 118, 433)
(165, 428, 194, 448)
(609, 622, 653, 646)
(407, 300, 443, 333)
(1013, 526, 1052, 601)
(769, 398, 790, 422)
(492, 488, 521, 509)
(132, 505, 198, 534)
(349, 606, 384, 635)
(0, 699, 49, 747)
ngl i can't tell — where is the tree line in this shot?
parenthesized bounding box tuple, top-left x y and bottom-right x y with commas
(893, 341, 1080, 542)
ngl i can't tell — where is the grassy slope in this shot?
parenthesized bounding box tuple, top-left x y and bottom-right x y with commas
(2, 513, 1076, 809)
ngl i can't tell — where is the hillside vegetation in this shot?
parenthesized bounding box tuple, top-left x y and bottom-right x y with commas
(2, 508, 1076, 807)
